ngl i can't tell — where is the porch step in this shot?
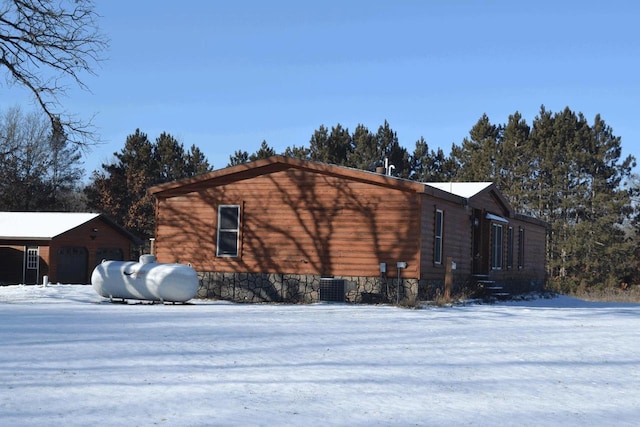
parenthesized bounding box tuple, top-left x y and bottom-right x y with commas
(471, 277, 511, 301)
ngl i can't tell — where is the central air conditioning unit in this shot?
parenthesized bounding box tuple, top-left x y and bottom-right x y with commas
(319, 278, 345, 302)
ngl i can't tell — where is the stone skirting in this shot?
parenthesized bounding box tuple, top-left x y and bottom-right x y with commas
(196, 271, 544, 304)
(197, 271, 431, 305)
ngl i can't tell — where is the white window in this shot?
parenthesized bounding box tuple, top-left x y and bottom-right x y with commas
(27, 247, 39, 270)
(434, 209, 443, 265)
(217, 205, 240, 257)
(491, 223, 503, 270)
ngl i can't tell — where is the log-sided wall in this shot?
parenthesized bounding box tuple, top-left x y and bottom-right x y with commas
(419, 197, 474, 283)
(155, 168, 423, 280)
(152, 158, 548, 302)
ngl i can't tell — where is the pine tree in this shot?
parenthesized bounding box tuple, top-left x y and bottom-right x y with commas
(249, 140, 276, 161)
(185, 145, 212, 176)
(447, 106, 638, 291)
(228, 150, 249, 166)
(283, 144, 310, 160)
(97, 129, 155, 237)
(347, 124, 378, 170)
(306, 124, 353, 165)
(497, 112, 532, 213)
(308, 125, 329, 162)
(570, 115, 635, 289)
(375, 120, 410, 178)
(155, 132, 187, 182)
(410, 138, 456, 182)
(435, 147, 459, 181)
(450, 113, 501, 181)
(527, 107, 637, 291)
(86, 129, 212, 238)
(529, 107, 575, 286)
(409, 137, 430, 182)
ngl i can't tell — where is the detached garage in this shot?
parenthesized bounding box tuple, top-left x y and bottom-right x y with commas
(0, 212, 141, 285)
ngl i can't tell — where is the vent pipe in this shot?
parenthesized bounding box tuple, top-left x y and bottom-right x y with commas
(383, 157, 395, 176)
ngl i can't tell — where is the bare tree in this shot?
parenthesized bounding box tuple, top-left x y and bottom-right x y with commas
(0, 0, 107, 145)
(0, 106, 85, 211)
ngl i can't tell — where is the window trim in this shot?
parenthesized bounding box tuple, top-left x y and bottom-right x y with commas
(434, 209, 444, 265)
(216, 205, 241, 257)
(26, 247, 39, 270)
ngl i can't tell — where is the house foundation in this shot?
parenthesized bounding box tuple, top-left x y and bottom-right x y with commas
(196, 271, 474, 305)
(196, 271, 544, 305)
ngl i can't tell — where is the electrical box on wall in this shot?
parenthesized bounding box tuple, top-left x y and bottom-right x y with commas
(379, 262, 386, 273)
(396, 262, 407, 269)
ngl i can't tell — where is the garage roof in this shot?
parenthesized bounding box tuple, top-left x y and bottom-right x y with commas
(0, 212, 101, 240)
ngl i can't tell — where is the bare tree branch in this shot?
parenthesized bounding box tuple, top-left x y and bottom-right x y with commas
(0, 0, 107, 146)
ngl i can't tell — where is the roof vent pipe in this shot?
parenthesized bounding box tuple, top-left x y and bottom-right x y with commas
(384, 157, 395, 176)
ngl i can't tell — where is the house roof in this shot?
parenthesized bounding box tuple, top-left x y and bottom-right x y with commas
(424, 182, 493, 199)
(0, 212, 142, 243)
(149, 155, 428, 196)
(148, 156, 508, 209)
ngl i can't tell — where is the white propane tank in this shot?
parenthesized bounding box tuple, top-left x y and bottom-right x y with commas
(91, 255, 199, 303)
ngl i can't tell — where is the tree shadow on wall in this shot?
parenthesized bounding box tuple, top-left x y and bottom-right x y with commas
(155, 161, 421, 299)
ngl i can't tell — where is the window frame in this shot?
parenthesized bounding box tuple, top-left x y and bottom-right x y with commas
(26, 247, 39, 270)
(216, 205, 241, 257)
(434, 209, 444, 265)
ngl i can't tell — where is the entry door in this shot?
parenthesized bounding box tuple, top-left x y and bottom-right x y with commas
(24, 246, 39, 285)
(472, 209, 490, 275)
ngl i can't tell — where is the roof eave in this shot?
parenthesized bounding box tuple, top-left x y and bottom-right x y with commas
(0, 236, 52, 241)
(149, 155, 428, 197)
(421, 185, 467, 205)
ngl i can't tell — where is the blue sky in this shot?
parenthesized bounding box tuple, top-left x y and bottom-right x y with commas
(3, 1, 639, 176)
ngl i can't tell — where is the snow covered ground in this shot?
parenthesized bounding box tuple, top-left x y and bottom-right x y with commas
(1, 284, 639, 426)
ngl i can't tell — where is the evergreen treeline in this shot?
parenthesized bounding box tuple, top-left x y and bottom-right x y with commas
(450, 107, 636, 293)
(232, 107, 638, 293)
(84, 129, 212, 239)
(2, 105, 637, 293)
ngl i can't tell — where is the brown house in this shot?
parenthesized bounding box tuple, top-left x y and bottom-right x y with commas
(0, 212, 141, 285)
(149, 156, 547, 303)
